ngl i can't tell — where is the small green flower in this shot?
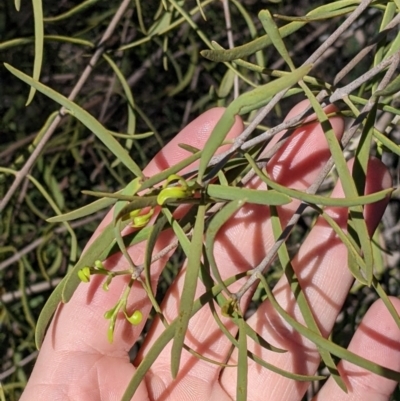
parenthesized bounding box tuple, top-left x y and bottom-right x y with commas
(124, 309, 143, 325)
(157, 174, 194, 205)
(102, 274, 113, 291)
(157, 186, 191, 205)
(131, 208, 154, 228)
(77, 266, 91, 283)
(94, 259, 104, 269)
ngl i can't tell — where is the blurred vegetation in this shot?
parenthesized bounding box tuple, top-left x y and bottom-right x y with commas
(1, 0, 400, 400)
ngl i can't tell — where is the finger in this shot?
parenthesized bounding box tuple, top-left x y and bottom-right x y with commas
(219, 157, 392, 401)
(314, 297, 400, 401)
(22, 109, 243, 396)
(138, 101, 345, 399)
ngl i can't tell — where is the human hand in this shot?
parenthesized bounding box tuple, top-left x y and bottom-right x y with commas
(20, 102, 400, 401)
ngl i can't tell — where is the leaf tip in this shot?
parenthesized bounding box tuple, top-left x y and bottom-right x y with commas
(25, 87, 36, 106)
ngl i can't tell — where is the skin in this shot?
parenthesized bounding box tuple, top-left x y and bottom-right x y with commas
(21, 102, 400, 401)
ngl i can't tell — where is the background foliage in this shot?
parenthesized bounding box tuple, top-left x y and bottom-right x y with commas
(1, 0, 400, 399)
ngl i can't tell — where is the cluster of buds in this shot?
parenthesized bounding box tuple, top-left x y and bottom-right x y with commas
(76, 174, 197, 342)
(77, 260, 142, 342)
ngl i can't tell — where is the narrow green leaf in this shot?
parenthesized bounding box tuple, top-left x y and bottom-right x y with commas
(207, 184, 291, 206)
(353, 104, 376, 196)
(386, 23, 400, 58)
(143, 214, 168, 303)
(303, 85, 374, 285)
(274, 7, 356, 22)
(19, 258, 36, 330)
(232, 64, 312, 116)
(201, 0, 358, 62)
(171, 205, 206, 378)
(43, 35, 94, 47)
(372, 278, 400, 329)
(116, 196, 158, 222)
(317, 207, 368, 284)
(205, 199, 246, 295)
(161, 207, 191, 256)
(230, 0, 265, 68)
(168, 37, 198, 96)
(61, 222, 118, 302)
(4, 63, 145, 179)
(26, 0, 44, 105)
(259, 10, 295, 70)
(82, 190, 138, 201)
(14, 0, 21, 11)
(245, 153, 393, 207)
(148, 8, 172, 35)
(47, 197, 116, 222)
(375, 74, 400, 97)
(373, 129, 400, 156)
(236, 313, 248, 401)
(208, 299, 321, 381)
(349, 102, 377, 282)
(0, 38, 33, 50)
(258, 273, 400, 382)
(178, 143, 200, 154)
(269, 205, 346, 391)
(43, 0, 101, 22)
(113, 178, 143, 271)
(243, 321, 286, 354)
(201, 21, 305, 62)
(35, 275, 68, 348)
(102, 54, 136, 138)
(197, 64, 312, 182)
(218, 68, 236, 99)
(372, 2, 396, 76)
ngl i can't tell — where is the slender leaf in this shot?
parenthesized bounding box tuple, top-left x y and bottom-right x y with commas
(205, 199, 246, 295)
(43, 0, 101, 22)
(275, 7, 356, 22)
(197, 64, 312, 182)
(168, 37, 198, 96)
(372, 278, 400, 329)
(160, 207, 191, 256)
(47, 197, 116, 222)
(113, 178, 142, 271)
(171, 204, 206, 378)
(259, 10, 295, 70)
(102, 53, 136, 140)
(143, 214, 169, 304)
(26, 0, 44, 105)
(207, 184, 291, 206)
(303, 84, 374, 285)
(208, 299, 321, 381)
(258, 273, 400, 382)
(236, 313, 248, 401)
(35, 275, 69, 348)
(269, 205, 346, 391)
(374, 74, 400, 97)
(245, 153, 393, 207)
(4, 63, 145, 179)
